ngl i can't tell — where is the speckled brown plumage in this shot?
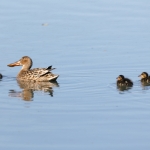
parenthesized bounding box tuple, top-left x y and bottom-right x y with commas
(7, 56, 59, 82)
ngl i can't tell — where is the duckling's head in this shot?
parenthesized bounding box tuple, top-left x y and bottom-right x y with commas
(7, 56, 33, 70)
(138, 72, 148, 79)
(116, 75, 125, 81)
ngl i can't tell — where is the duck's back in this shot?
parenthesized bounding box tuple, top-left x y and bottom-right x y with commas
(124, 78, 133, 86)
(117, 78, 133, 87)
(141, 76, 150, 83)
(18, 68, 59, 81)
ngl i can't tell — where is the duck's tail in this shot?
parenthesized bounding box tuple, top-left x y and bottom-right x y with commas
(46, 66, 56, 72)
(49, 74, 59, 81)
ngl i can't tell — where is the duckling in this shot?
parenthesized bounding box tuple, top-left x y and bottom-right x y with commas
(116, 75, 133, 87)
(0, 73, 2, 79)
(138, 72, 150, 83)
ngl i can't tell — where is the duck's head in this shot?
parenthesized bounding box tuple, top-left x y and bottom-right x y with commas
(138, 72, 148, 79)
(116, 75, 125, 81)
(7, 56, 33, 70)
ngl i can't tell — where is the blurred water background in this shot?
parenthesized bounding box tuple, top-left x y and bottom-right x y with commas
(0, 0, 150, 149)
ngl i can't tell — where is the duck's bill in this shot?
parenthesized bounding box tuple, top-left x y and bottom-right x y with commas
(7, 61, 21, 67)
(116, 77, 119, 80)
(138, 75, 141, 77)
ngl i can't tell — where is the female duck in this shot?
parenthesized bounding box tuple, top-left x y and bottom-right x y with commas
(116, 75, 133, 87)
(138, 72, 150, 83)
(7, 56, 59, 82)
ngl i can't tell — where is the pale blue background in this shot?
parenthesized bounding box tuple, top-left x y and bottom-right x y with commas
(0, 0, 150, 149)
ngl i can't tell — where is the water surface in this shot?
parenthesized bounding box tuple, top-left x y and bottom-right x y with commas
(0, 0, 150, 150)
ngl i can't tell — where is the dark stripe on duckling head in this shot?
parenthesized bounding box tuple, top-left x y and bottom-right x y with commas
(139, 72, 148, 79)
(116, 75, 124, 80)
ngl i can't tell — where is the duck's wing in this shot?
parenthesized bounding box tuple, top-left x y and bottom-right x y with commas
(125, 78, 133, 86)
(28, 67, 58, 81)
(31, 66, 55, 77)
(29, 68, 49, 77)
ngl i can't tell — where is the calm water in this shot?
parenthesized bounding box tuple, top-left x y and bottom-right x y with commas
(0, 0, 150, 149)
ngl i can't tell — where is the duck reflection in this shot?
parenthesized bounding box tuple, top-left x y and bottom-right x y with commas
(9, 80, 59, 101)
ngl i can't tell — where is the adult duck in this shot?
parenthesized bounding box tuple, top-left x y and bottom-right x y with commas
(7, 56, 59, 82)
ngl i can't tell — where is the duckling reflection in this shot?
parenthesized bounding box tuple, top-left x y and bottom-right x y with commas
(9, 80, 59, 101)
(117, 85, 132, 91)
(116, 75, 133, 91)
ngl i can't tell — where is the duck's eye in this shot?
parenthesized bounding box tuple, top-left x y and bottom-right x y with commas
(23, 60, 27, 63)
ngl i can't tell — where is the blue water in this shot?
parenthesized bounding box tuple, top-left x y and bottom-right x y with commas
(0, 0, 150, 149)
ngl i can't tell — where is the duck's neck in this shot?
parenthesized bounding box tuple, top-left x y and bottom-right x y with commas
(17, 64, 32, 78)
(21, 61, 32, 71)
(21, 65, 30, 71)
